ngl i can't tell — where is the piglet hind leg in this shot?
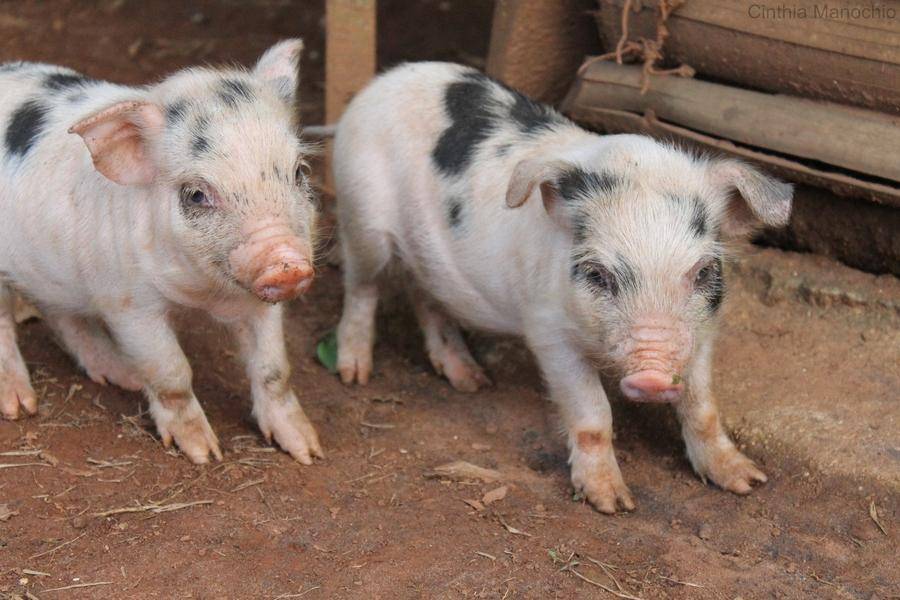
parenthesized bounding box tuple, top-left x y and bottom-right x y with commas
(46, 314, 143, 391)
(230, 305, 322, 464)
(0, 285, 38, 419)
(411, 295, 491, 393)
(106, 311, 221, 464)
(532, 338, 634, 513)
(677, 340, 767, 494)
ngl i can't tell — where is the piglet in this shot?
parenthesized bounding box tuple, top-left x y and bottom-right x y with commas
(333, 63, 792, 512)
(0, 40, 322, 464)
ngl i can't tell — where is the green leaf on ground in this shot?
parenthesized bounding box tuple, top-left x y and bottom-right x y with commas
(316, 330, 338, 374)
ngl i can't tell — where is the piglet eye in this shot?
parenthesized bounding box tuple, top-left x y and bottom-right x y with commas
(295, 160, 311, 185)
(180, 186, 214, 209)
(694, 258, 721, 288)
(582, 263, 618, 296)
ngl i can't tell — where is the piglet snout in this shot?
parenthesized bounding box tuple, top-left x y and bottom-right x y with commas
(252, 259, 314, 303)
(620, 370, 683, 403)
(229, 221, 314, 303)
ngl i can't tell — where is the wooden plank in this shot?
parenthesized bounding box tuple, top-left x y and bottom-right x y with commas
(486, 0, 599, 103)
(604, 0, 900, 64)
(569, 61, 900, 182)
(324, 0, 376, 192)
(325, 0, 376, 125)
(596, 1, 900, 113)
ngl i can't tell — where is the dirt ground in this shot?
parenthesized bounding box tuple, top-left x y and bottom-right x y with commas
(1, 2, 898, 599)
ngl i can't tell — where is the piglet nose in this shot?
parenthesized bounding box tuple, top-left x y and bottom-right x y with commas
(620, 370, 684, 403)
(251, 260, 314, 303)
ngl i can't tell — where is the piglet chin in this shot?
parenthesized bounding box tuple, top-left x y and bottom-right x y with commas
(620, 370, 684, 403)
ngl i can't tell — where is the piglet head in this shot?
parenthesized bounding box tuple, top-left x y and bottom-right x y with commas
(506, 138, 793, 402)
(70, 39, 318, 304)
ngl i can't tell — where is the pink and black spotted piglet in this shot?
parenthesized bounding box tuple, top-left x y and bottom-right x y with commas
(0, 40, 323, 464)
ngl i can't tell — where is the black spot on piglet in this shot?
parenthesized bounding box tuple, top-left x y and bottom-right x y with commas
(217, 78, 255, 109)
(5, 99, 50, 157)
(165, 100, 189, 126)
(556, 168, 619, 203)
(44, 72, 94, 92)
(432, 73, 500, 176)
(447, 196, 464, 229)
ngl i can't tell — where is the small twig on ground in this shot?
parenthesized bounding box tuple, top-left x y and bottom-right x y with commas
(554, 551, 644, 600)
(566, 566, 645, 600)
(360, 421, 395, 430)
(496, 514, 532, 537)
(0, 462, 50, 470)
(22, 569, 51, 577)
(273, 585, 321, 598)
(41, 581, 113, 593)
(29, 532, 87, 560)
(586, 556, 625, 592)
(809, 572, 842, 589)
(476, 551, 496, 561)
(87, 458, 133, 469)
(869, 501, 888, 535)
(657, 574, 704, 588)
(93, 499, 212, 518)
(0, 450, 43, 457)
(231, 478, 266, 493)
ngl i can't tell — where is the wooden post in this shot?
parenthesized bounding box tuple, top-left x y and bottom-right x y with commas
(486, 0, 598, 103)
(324, 0, 376, 192)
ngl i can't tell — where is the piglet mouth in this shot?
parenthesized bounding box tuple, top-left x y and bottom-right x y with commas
(620, 370, 684, 403)
(229, 221, 315, 304)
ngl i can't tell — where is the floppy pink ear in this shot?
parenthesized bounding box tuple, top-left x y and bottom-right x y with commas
(709, 159, 793, 239)
(69, 100, 165, 186)
(506, 158, 571, 209)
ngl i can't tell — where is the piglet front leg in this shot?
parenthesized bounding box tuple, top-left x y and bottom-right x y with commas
(0, 284, 37, 419)
(106, 310, 222, 463)
(230, 304, 323, 464)
(531, 336, 634, 514)
(678, 338, 767, 494)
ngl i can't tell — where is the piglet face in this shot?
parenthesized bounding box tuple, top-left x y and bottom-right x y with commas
(506, 137, 792, 402)
(565, 181, 719, 402)
(70, 40, 317, 304)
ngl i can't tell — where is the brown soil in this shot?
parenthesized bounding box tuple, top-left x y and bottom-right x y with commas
(1, 2, 898, 599)
(1, 248, 898, 599)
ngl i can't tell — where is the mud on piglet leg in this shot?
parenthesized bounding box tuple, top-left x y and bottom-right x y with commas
(0, 284, 37, 419)
(106, 310, 221, 464)
(530, 336, 634, 514)
(677, 337, 767, 494)
(229, 304, 323, 464)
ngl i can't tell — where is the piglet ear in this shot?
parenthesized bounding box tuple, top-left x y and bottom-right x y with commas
(69, 100, 165, 186)
(506, 158, 571, 212)
(254, 38, 303, 106)
(710, 159, 793, 239)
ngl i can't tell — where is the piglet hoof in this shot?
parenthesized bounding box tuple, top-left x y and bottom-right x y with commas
(256, 393, 324, 465)
(570, 447, 635, 514)
(336, 343, 373, 386)
(700, 447, 768, 495)
(575, 474, 636, 515)
(428, 348, 491, 393)
(0, 374, 38, 420)
(441, 358, 492, 393)
(153, 399, 222, 464)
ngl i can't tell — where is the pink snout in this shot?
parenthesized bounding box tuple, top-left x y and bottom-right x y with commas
(251, 260, 314, 303)
(620, 370, 684, 403)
